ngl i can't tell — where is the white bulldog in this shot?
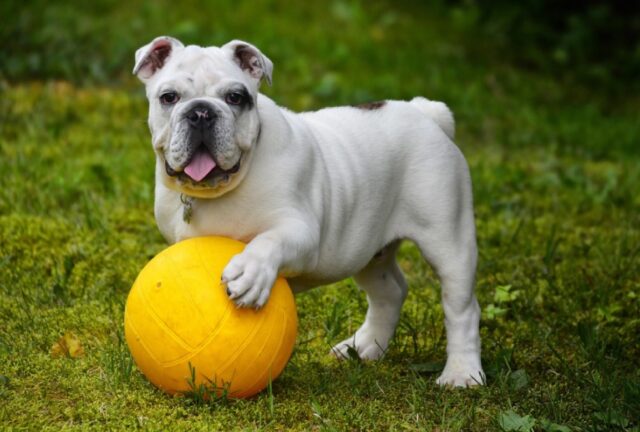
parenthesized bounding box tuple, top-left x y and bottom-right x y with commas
(134, 36, 484, 387)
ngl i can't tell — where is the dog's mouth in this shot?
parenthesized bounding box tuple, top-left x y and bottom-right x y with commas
(165, 147, 241, 185)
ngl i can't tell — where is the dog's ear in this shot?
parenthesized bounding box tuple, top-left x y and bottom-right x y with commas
(222, 40, 273, 87)
(133, 36, 184, 81)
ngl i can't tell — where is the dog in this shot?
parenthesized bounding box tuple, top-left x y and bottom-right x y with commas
(133, 36, 484, 387)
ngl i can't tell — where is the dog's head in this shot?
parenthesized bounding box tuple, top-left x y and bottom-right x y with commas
(134, 36, 272, 198)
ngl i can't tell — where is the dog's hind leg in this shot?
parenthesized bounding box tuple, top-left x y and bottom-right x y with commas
(411, 207, 485, 387)
(331, 241, 408, 360)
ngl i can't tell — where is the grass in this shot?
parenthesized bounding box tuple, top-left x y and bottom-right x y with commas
(1, 1, 639, 430)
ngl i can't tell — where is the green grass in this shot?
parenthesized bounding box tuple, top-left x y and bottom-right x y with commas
(1, 1, 639, 431)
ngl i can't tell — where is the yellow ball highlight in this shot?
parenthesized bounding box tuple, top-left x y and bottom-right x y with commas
(124, 236, 297, 398)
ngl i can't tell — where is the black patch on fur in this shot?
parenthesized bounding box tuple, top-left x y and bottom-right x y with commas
(353, 101, 387, 110)
(237, 86, 254, 110)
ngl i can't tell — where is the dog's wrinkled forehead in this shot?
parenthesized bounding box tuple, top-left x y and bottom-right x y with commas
(152, 47, 248, 92)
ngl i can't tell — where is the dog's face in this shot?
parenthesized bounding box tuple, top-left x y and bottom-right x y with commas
(134, 37, 273, 198)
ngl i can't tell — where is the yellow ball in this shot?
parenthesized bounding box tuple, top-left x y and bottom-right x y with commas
(124, 236, 297, 398)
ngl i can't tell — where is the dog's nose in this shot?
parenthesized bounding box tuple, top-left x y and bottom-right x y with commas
(186, 105, 215, 128)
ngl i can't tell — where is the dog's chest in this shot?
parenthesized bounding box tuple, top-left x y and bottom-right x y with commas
(154, 189, 266, 245)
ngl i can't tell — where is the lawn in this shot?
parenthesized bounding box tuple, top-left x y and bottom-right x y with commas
(1, 1, 639, 431)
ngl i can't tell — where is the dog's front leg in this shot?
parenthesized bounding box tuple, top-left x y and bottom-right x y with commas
(221, 221, 317, 308)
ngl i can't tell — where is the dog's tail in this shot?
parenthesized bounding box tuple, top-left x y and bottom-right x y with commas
(409, 97, 455, 140)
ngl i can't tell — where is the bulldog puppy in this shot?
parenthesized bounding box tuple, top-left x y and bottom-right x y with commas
(134, 36, 484, 387)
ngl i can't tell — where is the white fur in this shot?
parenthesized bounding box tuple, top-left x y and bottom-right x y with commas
(137, 37, 485, 387)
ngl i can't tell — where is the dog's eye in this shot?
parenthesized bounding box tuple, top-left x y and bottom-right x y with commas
(160, 92, 179, 105)
(225, 92, 244, 106)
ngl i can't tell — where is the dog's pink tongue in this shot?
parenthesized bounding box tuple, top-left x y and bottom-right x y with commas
(184, 149, 217, 182)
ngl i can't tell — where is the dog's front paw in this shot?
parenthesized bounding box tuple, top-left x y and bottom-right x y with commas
(436, 353, 485, 388)
(221, 252, 277, 308)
